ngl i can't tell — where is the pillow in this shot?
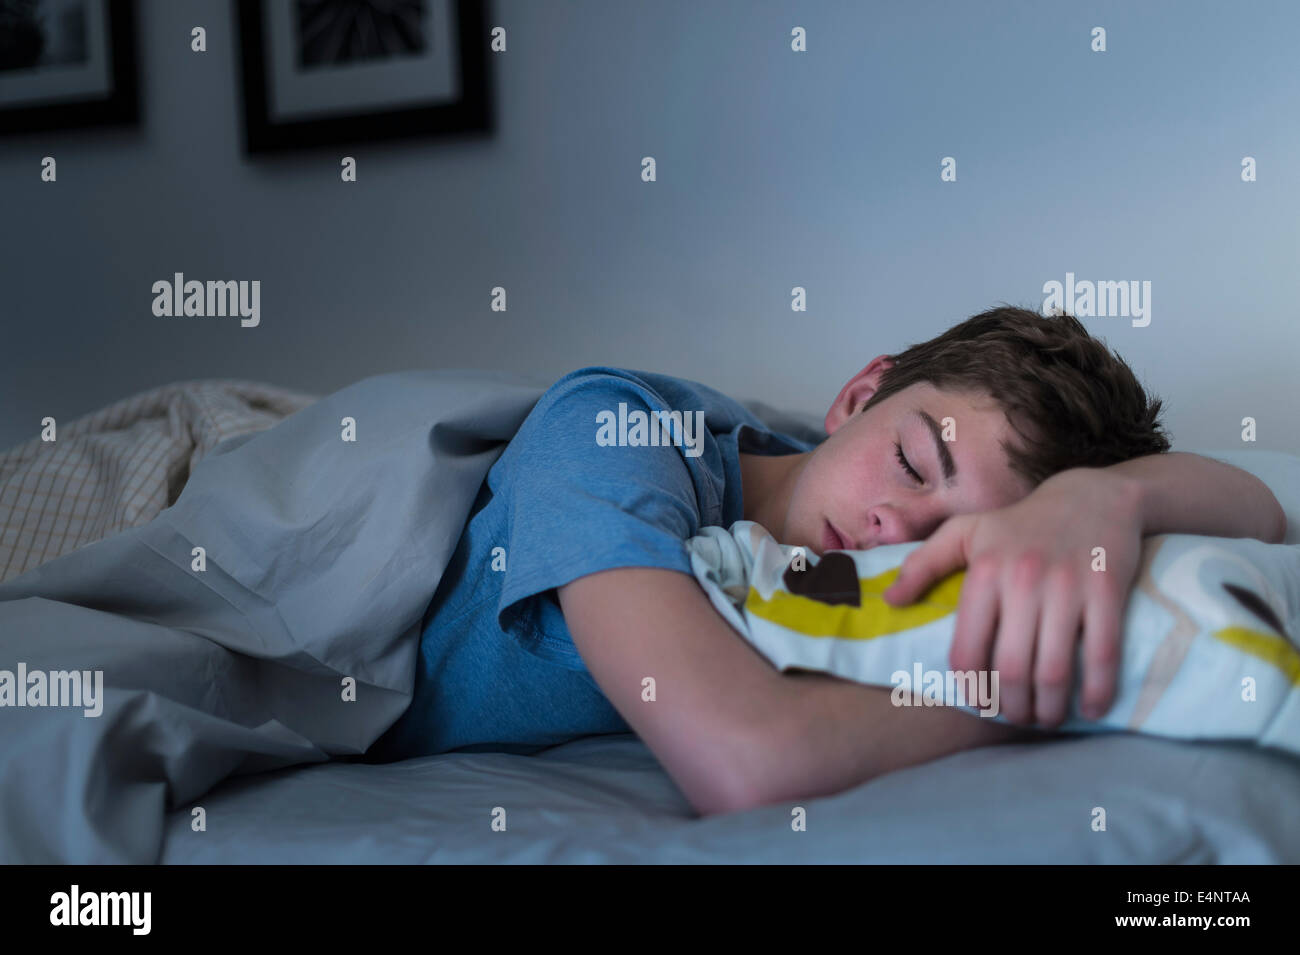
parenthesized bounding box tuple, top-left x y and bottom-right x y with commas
(686, 521, 1300, 756)
(738, 397, 827, 448)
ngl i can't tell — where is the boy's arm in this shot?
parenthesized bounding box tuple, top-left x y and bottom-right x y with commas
(558, 567, 1030, 815)
(1106, 451, 1287, 542)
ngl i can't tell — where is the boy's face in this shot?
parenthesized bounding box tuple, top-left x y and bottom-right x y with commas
(783, 356, 1038, 554)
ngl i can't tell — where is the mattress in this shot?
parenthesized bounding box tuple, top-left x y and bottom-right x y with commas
(160, 730, 1300, 863)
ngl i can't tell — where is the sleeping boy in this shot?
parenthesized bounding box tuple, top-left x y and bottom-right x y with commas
(367, 305, 1287, 815)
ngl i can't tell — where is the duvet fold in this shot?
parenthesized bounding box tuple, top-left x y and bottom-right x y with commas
(0, 370, 545, 863)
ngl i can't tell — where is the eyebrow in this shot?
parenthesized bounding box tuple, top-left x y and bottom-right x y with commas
(915, 409, 957, 486)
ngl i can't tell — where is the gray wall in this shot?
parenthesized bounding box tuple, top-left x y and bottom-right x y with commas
(3, 0, 1298, 453)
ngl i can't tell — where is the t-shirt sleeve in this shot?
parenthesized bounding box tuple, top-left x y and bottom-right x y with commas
(495, 371, 722, 640)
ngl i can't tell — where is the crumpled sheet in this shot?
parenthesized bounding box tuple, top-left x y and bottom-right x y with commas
(0, 379, 320, 585)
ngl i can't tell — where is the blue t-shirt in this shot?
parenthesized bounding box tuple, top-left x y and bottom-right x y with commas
(368, 367, 818, 759)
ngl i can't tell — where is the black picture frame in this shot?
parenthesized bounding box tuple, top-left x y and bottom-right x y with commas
(235, 0, 494, 155)
(0, 0, 139, 134)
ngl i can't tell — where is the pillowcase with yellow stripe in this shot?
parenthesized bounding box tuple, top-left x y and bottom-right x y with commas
(685, 520, 1300, 756)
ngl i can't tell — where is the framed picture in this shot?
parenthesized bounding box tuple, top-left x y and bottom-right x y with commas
(0, 0, 138, 134)
(236, 0, 493, 154)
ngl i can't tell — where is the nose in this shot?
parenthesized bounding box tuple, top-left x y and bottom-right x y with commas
(866, 501, 944, 546)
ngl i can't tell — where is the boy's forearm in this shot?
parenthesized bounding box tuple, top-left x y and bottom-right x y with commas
(1100, 452, 1286, 543)
(741, 669, 1031, 809)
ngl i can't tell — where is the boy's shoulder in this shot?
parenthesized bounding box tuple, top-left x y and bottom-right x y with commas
(501, 367, 746, 471)
(533, 366, 827, 449)
(518, 366, 825, 454)
(536, 366, 745, 412)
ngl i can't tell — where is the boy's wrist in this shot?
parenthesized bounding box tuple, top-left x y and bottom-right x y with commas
(1040, 464, 1145, 531)
(1109, 468, 1148, 535)
(1087, 459, 1158, 536)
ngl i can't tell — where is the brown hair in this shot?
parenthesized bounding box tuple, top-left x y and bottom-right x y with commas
(861, 305, 1172, 487)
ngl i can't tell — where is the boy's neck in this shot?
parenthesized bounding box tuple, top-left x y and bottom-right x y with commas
(737, 451, 810, 539)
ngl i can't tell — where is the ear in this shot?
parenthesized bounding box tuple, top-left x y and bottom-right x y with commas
(825, 355, 895, 434)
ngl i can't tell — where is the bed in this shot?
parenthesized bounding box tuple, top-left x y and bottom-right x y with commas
(3, 374, 1299, 864)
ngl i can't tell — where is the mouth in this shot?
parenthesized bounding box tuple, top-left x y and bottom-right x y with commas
(822, 520, 850, 552)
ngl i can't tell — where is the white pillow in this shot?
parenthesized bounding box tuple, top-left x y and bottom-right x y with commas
(687, 521, 1300, 757)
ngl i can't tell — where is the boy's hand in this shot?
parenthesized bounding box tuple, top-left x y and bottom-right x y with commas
(880, 467, 1145, 728)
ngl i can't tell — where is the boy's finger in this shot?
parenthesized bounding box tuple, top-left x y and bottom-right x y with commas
(1033, 574, 1082, 728)
(949, 559, 999, 674)
(882, 517, 968, 605)
(1079, 592, 1122, 719)
(991, 569, 1042, 725)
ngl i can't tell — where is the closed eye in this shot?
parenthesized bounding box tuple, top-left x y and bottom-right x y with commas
(894, 441, 922, 483)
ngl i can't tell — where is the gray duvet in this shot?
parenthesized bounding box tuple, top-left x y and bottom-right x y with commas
(3, 370, 1299, 864)
(0, 369, 544, 863)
